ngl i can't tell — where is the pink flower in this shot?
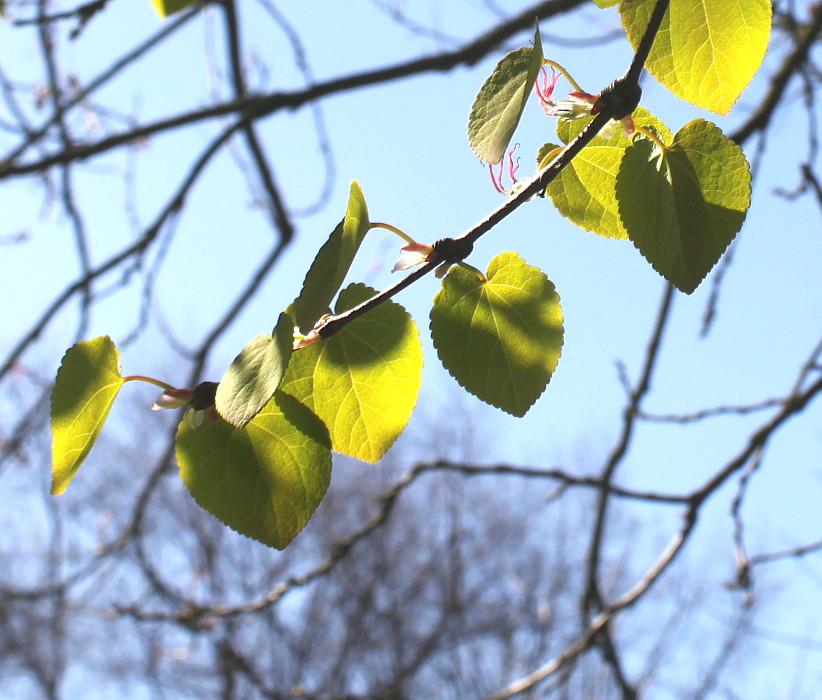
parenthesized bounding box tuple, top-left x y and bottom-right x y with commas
(151, 388, 194, 411)
(392, 241, 434, 272)
(151, 383, 218, 428)
(550, 90, 599, 120)
(293, 326, 322, 350)
(490, 143, 522, 195)
(535, 67, 561, 116)
(550, 90, 635, 139)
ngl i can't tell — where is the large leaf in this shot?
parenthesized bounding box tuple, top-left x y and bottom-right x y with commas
(150, 0, 199, 18)
(292, 181, 370, 333)
(468, 26, 544, 163)
(281, 283, 422, 463)
(176, 391, 331, 549)
(51, 336, 124, 494)
(430, 252, 563, 417)
(215, 313, 294, 428)
(616, 119, 751, 294)
(541, 107, 671, 239)
(621, 0, 771, 114)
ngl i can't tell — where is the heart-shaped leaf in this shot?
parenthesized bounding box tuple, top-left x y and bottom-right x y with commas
(468, 26, 544, 164)
(430, 252, 563, 417)
(616, 119, 751, 294)
(215, 313, 294, 428)
(541, 107, 671, 239)
(281, 283, 422, 463)
(51, 336, 124, 494)
(293, 181, 370, 333)
(176, 391, 331, 549)
(620, 0, 771, 114)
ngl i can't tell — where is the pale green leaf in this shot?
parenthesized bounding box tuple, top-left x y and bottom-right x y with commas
(150, 0, 198, 17)
(293, 181, 370, 332)
(176, 391, 331, 549)
(620, 0, 771, 114)
(281, 283, 422, 463)
(215, 313, 294, 428)
(541, 107, 671, 239)
(617, 119, 751, 293)
(51, 336, 124, 494)
(468, 26, 544, 163)
(430, 252, 563, 417)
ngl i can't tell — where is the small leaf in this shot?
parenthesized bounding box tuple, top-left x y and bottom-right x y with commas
(468, 26, 544, 163)
(51, 336, 124, 494)
(593, 0, 618, 7)
(430, 253, 563, 417)
(541, 107, 671, 239)
(617, 119, 751, 294)
(281, 283, 422, 463)
(150, 0, 199, 17)
(176, 391, 331, 549)
(620, 0, 771, 114)
(215, 313, 294, 428)
(293, 181, 370, 332)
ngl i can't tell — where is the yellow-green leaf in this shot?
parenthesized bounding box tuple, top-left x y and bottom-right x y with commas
(281, 283, 422, 463)
(176, 391, 331, 549)
(430, 252, 563, 417)
(620, 0, 771, 114)
(617, 119, 751, 293)
(50, 336, 124, 494)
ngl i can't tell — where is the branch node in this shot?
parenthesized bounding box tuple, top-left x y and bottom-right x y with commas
(597, 74, 642, 121)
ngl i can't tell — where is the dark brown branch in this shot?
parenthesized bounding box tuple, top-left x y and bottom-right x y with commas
(0, 0, 586, 179)
(731, 3, 822, 146)
(0, 119, 246, 382)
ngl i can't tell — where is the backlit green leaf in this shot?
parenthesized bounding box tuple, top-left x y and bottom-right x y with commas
(616, 119, 751, 294)
(468, 26, 543, 163)
(215, 313, 294, 428)
(430, 252, 563, 417)
(293, 181, 370, 332)
(620, 0, 771, 114)
(51, 336, 124, 494)
(176, 391, 331, 549)
(281, 283, 422, 463)
(541, 107, 671, 239)
(150, 0, 198, 18)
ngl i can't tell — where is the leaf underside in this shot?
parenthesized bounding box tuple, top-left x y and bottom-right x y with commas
(176, 391, 331, 550)
(430, 252, 563, 417)
(617, 119, 751, 293)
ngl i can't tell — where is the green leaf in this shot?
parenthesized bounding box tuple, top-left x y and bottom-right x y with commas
(620, 0, 771, 114)
(430, 253, 563, 417)
(51, 336, 124, 494)
(593, 0, 618, 7)
(150, 0, 198, 17)
(281, 283, 422, 463)
(176, 391, 331, 549)
(616, 119, 751, 294)
(468, 26, 544, 164)
(292, 181, 370, 332)
(215, 313, 294, 428)
(541, 107, 671, 239)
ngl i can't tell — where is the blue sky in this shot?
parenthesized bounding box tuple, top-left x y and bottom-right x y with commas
(2, 0, 821, 695)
